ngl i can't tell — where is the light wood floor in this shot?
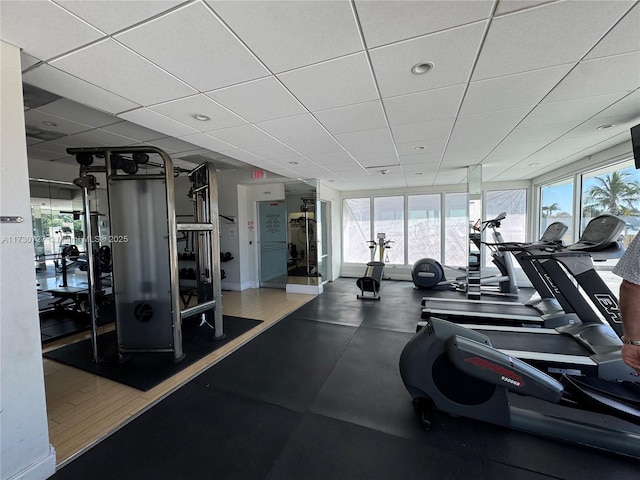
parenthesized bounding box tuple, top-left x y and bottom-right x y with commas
(43, 288, 316, 467)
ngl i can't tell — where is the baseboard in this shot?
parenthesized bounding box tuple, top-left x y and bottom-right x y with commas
(6, 445, 56, 480)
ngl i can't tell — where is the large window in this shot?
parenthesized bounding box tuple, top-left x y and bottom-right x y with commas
(407, 194, 441, 264)
(486, 189, 527, 243)
(485, 189, 526, 268)
(540, 179, 574, 244)
(581, 161, 640, 249)
(373, 196, 404, 264)
(444, 193, 468, 267)
(342, 198, 371, 263)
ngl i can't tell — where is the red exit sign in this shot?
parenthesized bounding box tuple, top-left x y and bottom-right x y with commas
(252, 169, 265, 179)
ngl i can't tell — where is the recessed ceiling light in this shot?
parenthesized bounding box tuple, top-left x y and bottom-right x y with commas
(194, 114, 210, 121)
(380, 169, 390, 175)
(411, 62, 434, 75)
(289, 161, 299, 165)
(415, 172, 423, 176)
(528, 162, 540, 167)
(42, 121, 58, 127)
(415, 146, 425, 150)
(597, 124, 615, 130)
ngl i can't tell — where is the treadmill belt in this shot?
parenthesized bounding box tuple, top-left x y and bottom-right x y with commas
(485, 330, 591, 356)
(423, 301, 540, 321)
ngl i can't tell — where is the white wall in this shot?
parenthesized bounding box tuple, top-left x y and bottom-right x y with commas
(0, 40, 56, 480)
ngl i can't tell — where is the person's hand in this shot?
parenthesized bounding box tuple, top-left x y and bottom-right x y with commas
(621, 344, 640, 371)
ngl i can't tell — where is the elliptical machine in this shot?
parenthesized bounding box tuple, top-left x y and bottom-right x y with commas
(399, 316, 640, 458)
(356, 233, 392, 301)
(411, 212, 518, 296)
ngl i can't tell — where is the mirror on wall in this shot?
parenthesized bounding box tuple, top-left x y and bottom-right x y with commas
(284, 179, 319, 286)
(467, 165, 482, 300)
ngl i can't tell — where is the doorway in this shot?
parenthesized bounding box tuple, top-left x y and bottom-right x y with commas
(258, 201, 288, 288)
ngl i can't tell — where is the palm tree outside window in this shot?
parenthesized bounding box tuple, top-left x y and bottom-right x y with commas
(581, 164, 640, 248)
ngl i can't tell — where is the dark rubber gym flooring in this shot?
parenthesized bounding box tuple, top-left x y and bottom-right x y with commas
(52, 278, 639, 480)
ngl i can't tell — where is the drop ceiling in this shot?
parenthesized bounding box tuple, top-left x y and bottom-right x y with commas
(1, 0, 639, 191)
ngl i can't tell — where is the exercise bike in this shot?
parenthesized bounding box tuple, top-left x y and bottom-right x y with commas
(356, 233, 392, 301)
(411, 212, 518, 296)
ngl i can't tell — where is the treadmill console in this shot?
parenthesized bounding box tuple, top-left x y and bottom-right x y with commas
(567, 215, 625, 252)
(538, 222, 568, 244)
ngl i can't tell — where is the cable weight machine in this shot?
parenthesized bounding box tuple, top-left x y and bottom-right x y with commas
(69, 146, 223, 364)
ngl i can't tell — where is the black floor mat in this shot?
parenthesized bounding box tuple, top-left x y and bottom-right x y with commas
(266, 413, 486, 480)
(44, 316, 261, 391)
(194, 317, 357, 412)
(51, 383, 304, 480)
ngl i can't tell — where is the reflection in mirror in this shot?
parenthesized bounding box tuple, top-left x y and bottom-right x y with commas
(467, 165, 482, 300)
(285, 179, 319, 287)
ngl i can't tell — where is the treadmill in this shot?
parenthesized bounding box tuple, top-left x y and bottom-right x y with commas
(421, 215, 624, 328)
(427, 215, 637, 382)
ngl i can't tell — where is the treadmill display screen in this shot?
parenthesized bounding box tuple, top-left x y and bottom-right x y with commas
(580, 215, 625, 245)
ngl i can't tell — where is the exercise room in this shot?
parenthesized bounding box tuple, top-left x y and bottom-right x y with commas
(1, 1, 640, 479)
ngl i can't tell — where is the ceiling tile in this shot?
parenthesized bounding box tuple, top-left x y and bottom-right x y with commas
(0, 0, 104, 60)
(22, 64, 139, 114)
(369, 22, 486, 98)
(306, 151, 361, 168)
(206, 77, 306, 123)
(399, 151, 442, 166)
(27, 146, 68, 162)
(178, 133, 237, 153)
(223, 149, 265, 165)
(390, 118, 456, 144)
(38, 98, 121, 128)
(447, 106, 531, 152)
(494, 1, 555, 16)
(115, 2, 268, 92)
(24, 109, 94, 136)
(51, 39, 197, 106)
(585, 3, 640, 60)
(149, 94, 247, 131)
(256, 114, 328, 142)
(118, 108, 199, 137)
(57, 0, 184, 34)
(314, 101, 387, 135)
(460, 64, 572, 115)
(207, 0, 362, 73)
(396, 140, 446, 157)
(147, 136, 201, 154)
(349, 144, 399, 166)
(563, 114, 638, 140)
(589, 89, 640, 122)
(522, 92, 631, 127)
(543, 52, 640, 102)
(278, 53, 378, 112)
(488, 139, 550, 158)
(335, 128, 395, 151)
(384, 85, 466, 126)
(62, 129, 138, 147)
(441, 146, 492, 167)
(207, 124, 276, 148)
(355, 0, 493, 48)
(287, 136, 344, 156)
(102, 121, 167, 142)
(473, 1, 633, 80)
(243, 142, 300, 161)
(433, 169, 467, 185)
(502, 123, 576, 145)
